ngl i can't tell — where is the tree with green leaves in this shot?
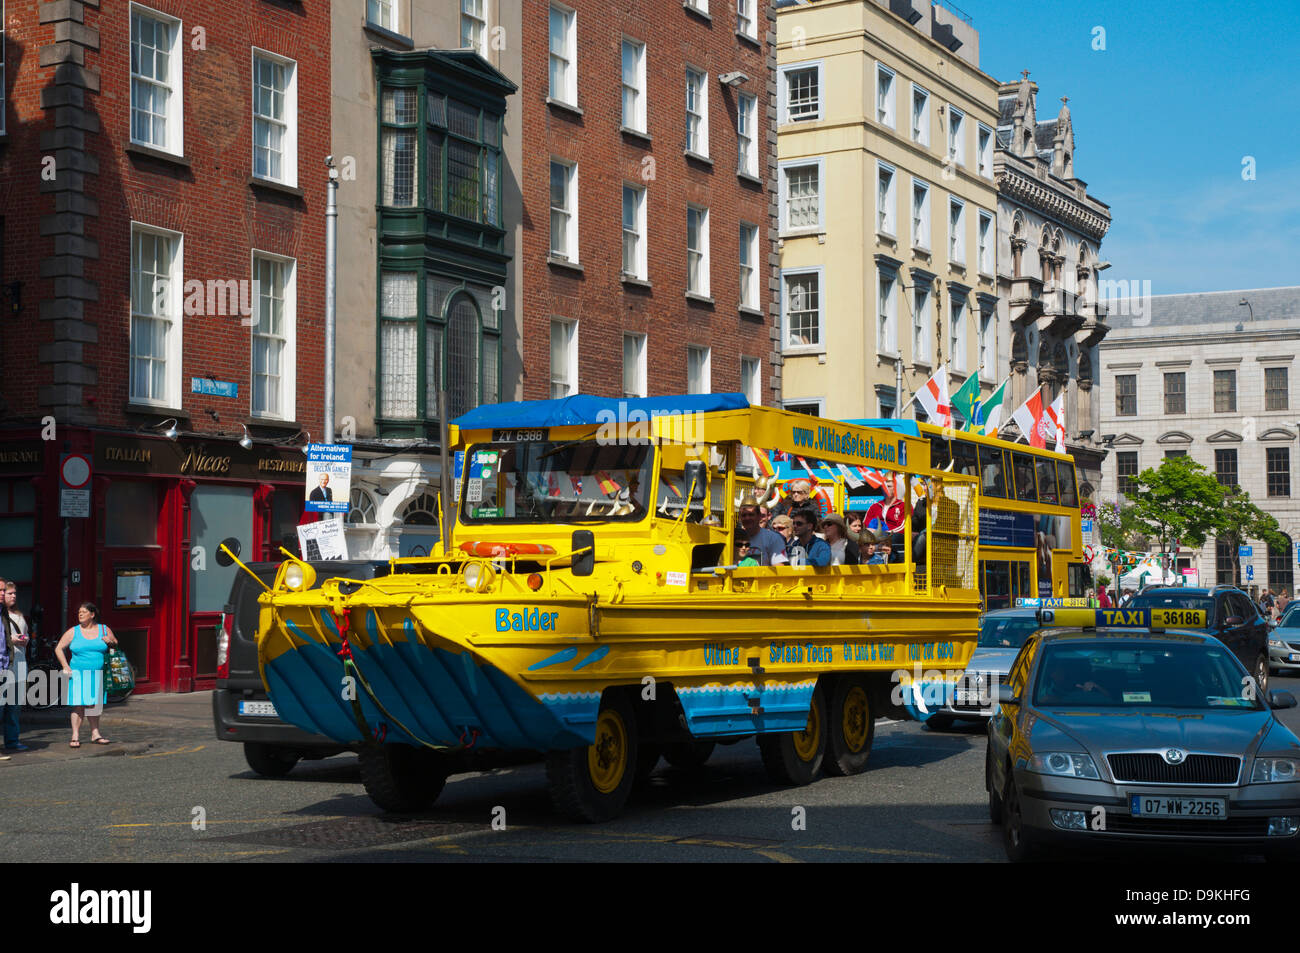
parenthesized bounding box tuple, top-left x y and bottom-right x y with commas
(1214, 487, 1288, 586)
(1128, 456, 1225, 557)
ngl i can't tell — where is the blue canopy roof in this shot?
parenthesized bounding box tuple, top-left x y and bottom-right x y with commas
(842, 418, 923, 437)
(451, 393, 750, 430)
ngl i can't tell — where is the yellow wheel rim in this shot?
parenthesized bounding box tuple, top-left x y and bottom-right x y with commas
(587, 709, 628, 794)
(841, 686, 870, 754)
(792, 697, 822, 762)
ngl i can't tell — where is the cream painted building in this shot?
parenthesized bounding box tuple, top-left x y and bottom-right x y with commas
(775, 0, 1000, 421)
(331, 0, 523, 559)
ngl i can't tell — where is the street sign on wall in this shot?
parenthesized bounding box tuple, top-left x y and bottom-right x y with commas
(59, 452, 91, 518)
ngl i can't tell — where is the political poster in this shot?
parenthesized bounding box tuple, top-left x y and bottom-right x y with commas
(305, 444, 351, 514)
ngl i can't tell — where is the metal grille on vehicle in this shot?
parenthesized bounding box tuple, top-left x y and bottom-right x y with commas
(1107, 753, 1240, 784)
(1106, 815, 1270, 838)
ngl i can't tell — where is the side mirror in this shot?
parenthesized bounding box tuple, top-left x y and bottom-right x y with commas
(997, 683, 1019, 706)
(215, 537, 241, 567)
(1224, 615, 1244, 628)
(1270, 690, 1298, 710)
(683, 461, 708, 502)
(571, 530, 594, 577)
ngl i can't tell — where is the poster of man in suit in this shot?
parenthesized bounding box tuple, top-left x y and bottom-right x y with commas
(305, 444, 352, 514)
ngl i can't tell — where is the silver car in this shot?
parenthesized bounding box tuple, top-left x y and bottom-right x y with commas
(1269, 603, 1300, 674)
(923, 608, 1043, 730)
(987, 625, 1300, 862)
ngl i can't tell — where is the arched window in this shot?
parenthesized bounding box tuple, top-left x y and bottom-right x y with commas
(445, 292, 481, 421)
(401, 491, 441, 527)
(425, 280, 501, 423)
(398, 491, 441, 558)
(1270, 534, 1294, 596)
(347, 487, 377, 524)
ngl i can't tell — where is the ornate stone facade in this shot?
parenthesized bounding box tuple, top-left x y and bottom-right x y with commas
(995, 72, 1112, 504)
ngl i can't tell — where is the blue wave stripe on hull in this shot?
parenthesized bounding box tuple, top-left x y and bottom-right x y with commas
(676, 683, 817, 737)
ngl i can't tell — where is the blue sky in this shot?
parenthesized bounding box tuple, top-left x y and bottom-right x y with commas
(962, 0, 1299, 296)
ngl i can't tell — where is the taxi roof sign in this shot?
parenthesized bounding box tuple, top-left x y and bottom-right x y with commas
(1035, 607, 1209, 630)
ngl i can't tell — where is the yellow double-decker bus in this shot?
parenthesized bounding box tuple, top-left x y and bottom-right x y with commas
(868, 420, 1085, 609)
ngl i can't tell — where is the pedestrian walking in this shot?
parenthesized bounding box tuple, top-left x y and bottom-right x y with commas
(2, 579, 30, 752)
(54, 602, 118, 748)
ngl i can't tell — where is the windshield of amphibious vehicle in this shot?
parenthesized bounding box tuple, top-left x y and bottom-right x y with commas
(459, 440, 655, 523)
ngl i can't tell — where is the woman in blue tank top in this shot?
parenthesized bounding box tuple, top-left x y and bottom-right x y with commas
(54, 602, 119, 748)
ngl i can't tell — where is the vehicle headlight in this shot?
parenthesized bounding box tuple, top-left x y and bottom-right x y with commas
(1270, 639, 1285, 648)
(284, 561, 315, 592)
(1029, 751, 1100, 779)
(1252, 758, 1300, 783)
(462, 562, 495, 593)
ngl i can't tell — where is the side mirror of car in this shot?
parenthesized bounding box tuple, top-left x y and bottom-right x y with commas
(215, 537, 241, 567)
(1269, 691, 1298, 710)
(997, 683, 1019, 706)
(683, 461, 708, 502)
(1224, 615, 1244, 628)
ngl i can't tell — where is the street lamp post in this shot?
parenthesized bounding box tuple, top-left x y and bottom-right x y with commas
(324, 156, 339, 445)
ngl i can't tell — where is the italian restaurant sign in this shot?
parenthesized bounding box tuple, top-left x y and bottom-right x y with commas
(95, 435, 307, 482)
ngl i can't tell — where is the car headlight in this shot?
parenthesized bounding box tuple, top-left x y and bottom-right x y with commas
(461, 561, 495, 593)
(283, 561, 315, 592)
(1029, 751, 1100, 779)
(1252, 759, 1300, 783)
(1270, 639, 1285, 648)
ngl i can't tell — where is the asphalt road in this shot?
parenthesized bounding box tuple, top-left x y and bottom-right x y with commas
(5, 674, 1300, 863)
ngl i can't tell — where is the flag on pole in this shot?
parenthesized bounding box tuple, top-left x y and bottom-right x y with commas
(982, 377, 1010, 437)
(795, 456, 819, 479)
(595, 471, 621, 495)
(837, 464, 864, 489)
(750, 447, 776, 479)
(915, 364, 954, 428)
(1009, 389, 1047, 448)
(1047, 393, 1065, 453)
(951, 372, 983, 432)
(547, 471, 562, 497)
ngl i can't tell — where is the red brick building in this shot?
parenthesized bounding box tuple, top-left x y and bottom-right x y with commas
(0, 0, 330, 693)
(520, 0, 778, 404)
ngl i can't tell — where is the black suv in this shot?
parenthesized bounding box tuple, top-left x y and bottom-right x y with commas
(212, 558, 387, 776)
(1127, 586, 1272, 693)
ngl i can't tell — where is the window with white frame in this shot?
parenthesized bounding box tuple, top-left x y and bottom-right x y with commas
(737, 92, 758, 177)
(130, 224, 182, 405)
(977, 210, 993, 274)
(549, 159, 578, 261)
(687, 345, 711, 393)
(367, 0, 396, 32)
(979, 310, 993, 373)
(950, 297, 966, 372)
(949, 197, 966, 263)
(913, 285, 930, 362)
(783, 269, 821, 349)
(686, 0, 708, 13)
(251, 254, 295, 420)
(739, 222, 759, 309)
(130, 5, 183, 154)
(878, 272, 897, 354)
(548, 4, 577, 106)
(741, 356, 761, 405)
(780, 63, 820, 123)
(911, 84, 929, 145)
(550, 318, 577, 397)
(380, 87, 417, 207)
(621, 39, 646, 132)
(911, 178, 930, 249)
(621, 183, 646, 279)
(379, 272, 418, 418)
(252, 51, 297, 186)
(876, 64, 895, 128)
(461, 0, 487, 55)
(737, 0, 756, 39)
(947, 104, 965, 165)
(687, 205, 710, 295)
(623, 333, 646, 398)
(686, 67, 708, 156)
(877, 163, 896, 235)
(977, 122, 993, 178)
(781, 161, 821, 231)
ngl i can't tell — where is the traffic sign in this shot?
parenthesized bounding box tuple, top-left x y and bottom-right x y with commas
(59, 452, 91, 518)
(1246, 565, 1254, 582)
(1238, 545, 1253, 559)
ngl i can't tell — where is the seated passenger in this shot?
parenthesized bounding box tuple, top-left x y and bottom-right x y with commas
(738, 497, 787, 567)
(769, 479, 813, 519)
(820, 514, 859, 565)
(787, 506, 832, 567)
(865, 541, 891, 565)
(846, 511, 865, 536)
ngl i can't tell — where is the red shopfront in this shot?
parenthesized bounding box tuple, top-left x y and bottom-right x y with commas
(91, 433, 310, 694)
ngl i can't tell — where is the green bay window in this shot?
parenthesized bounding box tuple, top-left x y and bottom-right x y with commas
(374, 49, 515, 438)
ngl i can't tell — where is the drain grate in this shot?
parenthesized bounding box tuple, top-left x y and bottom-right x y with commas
(212, 815, 484, 850)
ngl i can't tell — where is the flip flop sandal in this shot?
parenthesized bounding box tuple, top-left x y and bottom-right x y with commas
(91, 738, 112, 745)
(69, 741, 81, 748)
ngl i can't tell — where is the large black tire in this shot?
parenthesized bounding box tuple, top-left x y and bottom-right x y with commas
(1255, 654, 1270, 700)
(358, 743, 449, 812)
(663, 740, 715, 770)
(986, 747, 1003, 824)
(825, 676, 874, 777)
(546, 692, 639, 822)
(1001, 776, 1040, 862)
(243, 742, 300, 778)
(758, 683, 827, 786)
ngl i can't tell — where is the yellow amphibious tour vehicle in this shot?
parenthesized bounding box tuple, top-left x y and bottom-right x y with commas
(247, 394, 983, 821)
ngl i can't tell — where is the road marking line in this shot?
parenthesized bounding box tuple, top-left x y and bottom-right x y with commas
(754, 849, 803, 863)
(129, 743, 207, 759)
